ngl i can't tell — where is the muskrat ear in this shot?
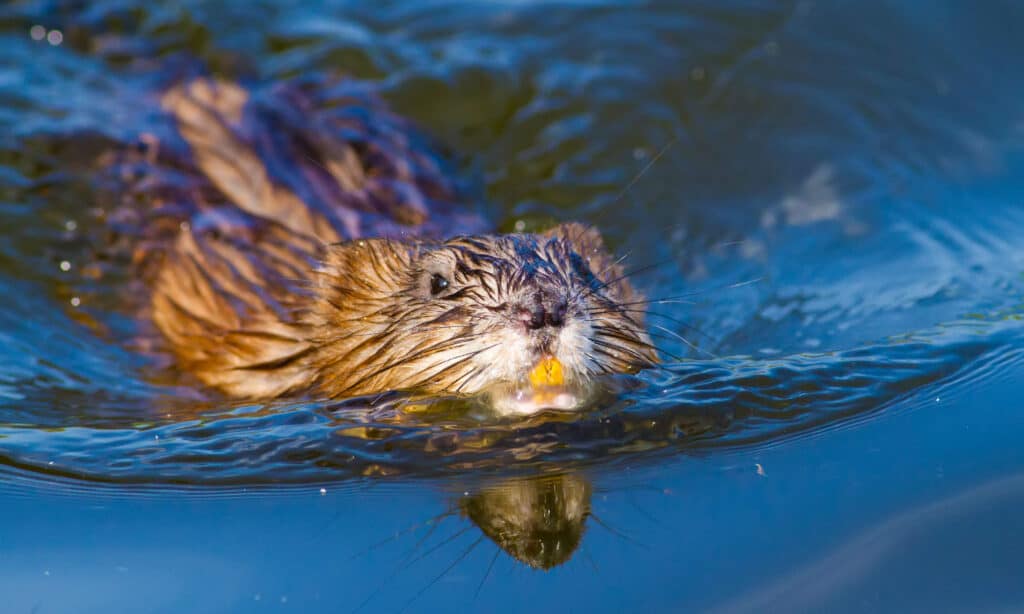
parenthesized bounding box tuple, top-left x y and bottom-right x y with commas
(543, 222, 638, 302)
(317, 238, 420, 300)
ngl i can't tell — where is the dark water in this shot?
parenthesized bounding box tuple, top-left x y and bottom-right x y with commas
(2, 1, 1024, 612)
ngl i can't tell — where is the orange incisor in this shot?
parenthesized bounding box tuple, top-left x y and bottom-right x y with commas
(528, 356, 564, 388)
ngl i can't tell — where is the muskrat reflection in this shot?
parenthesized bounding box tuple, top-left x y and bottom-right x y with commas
(461, 473, 592, 570)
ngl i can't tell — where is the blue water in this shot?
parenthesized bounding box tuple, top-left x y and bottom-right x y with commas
(1, 1, 1024, 612)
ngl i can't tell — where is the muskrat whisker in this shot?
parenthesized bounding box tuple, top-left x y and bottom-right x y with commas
(591, 328, 684, 362)
(582, 350, 619, 375)
(609, 138, 677, 207)
(643, 276, 764, 302)
(302, 151, 329, 173)
(574, 257, 678, 303)
(590, 337, 662, 365)
(587, 276, 763, 311)
(588, 307, 719, 344)
(582, 305, 646, 331)
(593, 339, 682, 365)
(575, 137, 677, 240)
(590, 250, 633, 286)
(650, 323, 717, 359)
(589, 324, 661, 351)
(589, 298, 696, 310)
(636, 309, 718, 343)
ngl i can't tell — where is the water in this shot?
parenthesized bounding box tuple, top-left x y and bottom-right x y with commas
(1, 1, 1024, 612)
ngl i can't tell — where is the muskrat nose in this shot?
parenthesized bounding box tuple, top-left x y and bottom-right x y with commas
(518, 294, 568, 330)
(546, 299, 567, 327)
(522, 305, 547, 330)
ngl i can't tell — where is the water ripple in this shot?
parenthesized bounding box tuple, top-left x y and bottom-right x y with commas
(0, 318, 1016, 489)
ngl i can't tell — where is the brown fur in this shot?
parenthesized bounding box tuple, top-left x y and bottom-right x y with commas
(127, 78, 655, 400)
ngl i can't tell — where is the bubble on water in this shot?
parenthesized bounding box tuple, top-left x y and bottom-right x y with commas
(30, 25, 46, 41)
(46, 30, 63, 46)
(59, 261, 71, 272)
(513, 220, 526, 232)
(69, 296, 81, 307)
(64, 220, 78, 231)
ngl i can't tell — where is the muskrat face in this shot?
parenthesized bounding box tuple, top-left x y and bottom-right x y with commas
(309, 223, 656, 414)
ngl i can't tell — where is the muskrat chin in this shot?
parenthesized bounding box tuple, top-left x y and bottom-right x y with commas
(451, 323, 599, 416)
(484, 382, 593, 417)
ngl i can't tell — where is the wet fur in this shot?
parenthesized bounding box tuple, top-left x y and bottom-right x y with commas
(126, 78, 655, 399)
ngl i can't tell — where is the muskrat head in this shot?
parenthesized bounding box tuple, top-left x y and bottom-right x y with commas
(308, 223, 656, 414)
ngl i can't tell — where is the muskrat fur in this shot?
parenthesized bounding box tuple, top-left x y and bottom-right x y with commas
(113, 77, 656, 407)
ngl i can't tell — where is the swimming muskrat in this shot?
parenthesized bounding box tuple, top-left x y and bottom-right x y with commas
(111, 77, 656, 414)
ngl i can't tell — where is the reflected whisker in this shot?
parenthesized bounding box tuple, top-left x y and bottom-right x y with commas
(589, 511, 648, 550)
(474, 547, 501, 601)
(347, 512, 455, 561)
(351, 524, 471, 614)
(399, 535, 484, 613)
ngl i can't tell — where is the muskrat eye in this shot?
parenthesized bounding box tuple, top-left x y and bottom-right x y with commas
(429, 273, 450, 295)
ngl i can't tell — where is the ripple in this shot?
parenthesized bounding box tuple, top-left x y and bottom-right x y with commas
(0, 317, 1017, 490)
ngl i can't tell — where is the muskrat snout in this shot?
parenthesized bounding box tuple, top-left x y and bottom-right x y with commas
(515, 290, 569, 331)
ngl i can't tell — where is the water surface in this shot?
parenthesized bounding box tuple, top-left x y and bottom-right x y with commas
(1, 1, 1024, 612)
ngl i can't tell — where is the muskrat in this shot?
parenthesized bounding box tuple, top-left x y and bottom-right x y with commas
(112, 77, 656, 414)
